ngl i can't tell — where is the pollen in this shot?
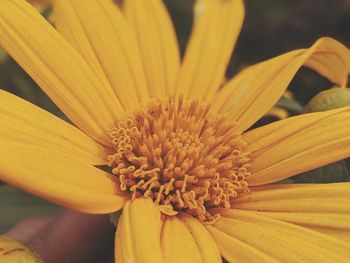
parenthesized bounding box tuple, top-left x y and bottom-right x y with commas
(108, 97, 251, 224)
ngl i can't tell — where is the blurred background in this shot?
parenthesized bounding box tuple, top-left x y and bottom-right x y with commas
(1, 0, 350, 233)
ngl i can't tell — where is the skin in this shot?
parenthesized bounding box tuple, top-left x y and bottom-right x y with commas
(5, 210, 115, 263)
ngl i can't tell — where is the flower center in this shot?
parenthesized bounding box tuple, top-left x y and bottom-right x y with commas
(108, 97, 251, 223)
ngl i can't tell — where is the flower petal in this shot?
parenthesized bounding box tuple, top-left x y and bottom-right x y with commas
(161, 216, 202, 263)
(244, 107, 350, 185)
(206, 225, 278, 263)
(233, 183, 350, 213)
(53, 0, 149, 109)
(239, 211, 350, 241)
(213, 209, 350, 262)
(213, 37, 350, 131)
(124, 0, 180, 98)
(0, 140, 125, 214)
(216, 183, 350, 242)
(0, 236, 44, 262)
(307, 227, 350, 243)
(181, 215, 224, 263)
(115, 198, 163, 263)
(0, 90, 106, 164)
(0, 0, 126, 145)
(175, 0, 244, 101)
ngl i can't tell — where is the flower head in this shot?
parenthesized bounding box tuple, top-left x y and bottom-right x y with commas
(0, 0, 350, 262)
(108, 97, 251, 223)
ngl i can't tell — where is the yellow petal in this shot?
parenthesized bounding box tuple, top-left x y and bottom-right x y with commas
(307, 226, 350, 243)
(124, 0, 180, 98)
(0, 236, 44, 263)
(247, 182, 313, 191)
(161, 216, 201, 263)
(176, 0, 244, 101)
(214, 37, 350, 131)
(236, 211, 350, 241)
(181, 215, 221, 263)
(0, 90, 106, 164)
(0, 0, 126, 145)
(53, 0, 149, 109)
(244, 107, 350, 185)
(233, 183, 350, 213)
(214, 209, 350, 262)
(245, 206, 350, 243)
(0, 140, 125, 214)
(216, 202, 350, 242)
(237, 209, 350, 229)
(206, 225, 279, 263)
(115, 198, 163, 263)
(242, 110, 335, 149)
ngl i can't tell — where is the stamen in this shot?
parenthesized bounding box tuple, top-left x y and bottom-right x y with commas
(108, 97, 251, 223)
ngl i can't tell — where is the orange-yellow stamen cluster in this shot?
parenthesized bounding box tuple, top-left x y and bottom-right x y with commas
(108, 97, 251, 223)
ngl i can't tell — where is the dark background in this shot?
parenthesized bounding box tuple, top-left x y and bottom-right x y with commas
(166, 0, 350, 104)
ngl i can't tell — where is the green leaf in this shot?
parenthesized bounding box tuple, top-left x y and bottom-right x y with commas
(304, 87, 350, 113)
(292, 87, 350, 184)
(109, 210, 122, 227)
(276, 94, 303, 113)
(0, 49, 8, 64)
(0, 185, 63, 234)
(292, 160, 350, 183)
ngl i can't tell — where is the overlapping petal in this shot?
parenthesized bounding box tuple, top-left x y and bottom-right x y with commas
(181, 215, 221, 263)
(232, 183, 350, 213)
(54, 0, 149, 109)
(0, 140, 125, 214)
(213, 38, 350, 131)
(243, 106, 350, 185)
(115, 201, 221, 263)
(0, 90, 107, 164)
(206, 226, 278, 263)
(124, 0, 180, 98)
(211, 209, 350, 262)
(161, 216, 203, 263)
(0, 0, 126, 145)
(176, 0, 244, 101)
(224, 183, 350, 247)
(0, 89, 125, 214)
(115, 198, 163, 263)
(241, 210, 350, 243)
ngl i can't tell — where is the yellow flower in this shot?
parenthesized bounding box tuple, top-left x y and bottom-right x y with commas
(1, 0, 350, 262)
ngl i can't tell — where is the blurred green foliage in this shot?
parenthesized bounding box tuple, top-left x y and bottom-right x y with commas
(304, 87, 350, 112)
(0, 186, 62, 234)
(292, 87, 350, 183)
(293, 161, 350, 183)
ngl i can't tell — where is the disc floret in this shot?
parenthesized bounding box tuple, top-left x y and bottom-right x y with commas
(108, 97, 251, 223)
